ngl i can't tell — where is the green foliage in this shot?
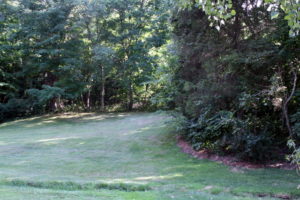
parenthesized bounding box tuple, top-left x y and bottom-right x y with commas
(27, 85, 65, 106)
(0, 99, 30, 121)
(1, 0, 299, 167)
(180, 109, 276, 161)
(0, 0, 170, 121)
(150, 43, 179, 109)
(177, 0, 300, 37)
(167, 2, 300, 161)
(287, 140, 300, 174)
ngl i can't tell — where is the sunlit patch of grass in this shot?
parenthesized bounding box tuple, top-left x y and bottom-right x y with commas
(133, 174, 183, 181)
(0, 112, 299, 200)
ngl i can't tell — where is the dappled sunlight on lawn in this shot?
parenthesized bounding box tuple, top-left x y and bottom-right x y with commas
(37, 137, 80, 143)
(122, 126, 151, 136)
(122, 124, 168, 136)
(0, 112, 133, 130)
(0, 141, 8, 146)
(0, 116, 44, 128)
(133, 173, 183, 181)
(99, 173, 183, 184)
(24, 120, 56, 128)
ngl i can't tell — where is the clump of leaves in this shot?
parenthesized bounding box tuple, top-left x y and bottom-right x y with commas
(287, 140, 300, 175)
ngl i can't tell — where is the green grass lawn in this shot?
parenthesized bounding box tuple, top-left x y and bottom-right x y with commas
(0, 112, 299, 200)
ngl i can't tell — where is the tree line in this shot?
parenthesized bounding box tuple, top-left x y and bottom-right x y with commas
(0, 0, 169, 121)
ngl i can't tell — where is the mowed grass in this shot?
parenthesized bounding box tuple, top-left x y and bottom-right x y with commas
(0, 112, 299, 200)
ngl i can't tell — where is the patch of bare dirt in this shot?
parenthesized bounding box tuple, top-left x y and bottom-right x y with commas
(177, 136, 296, 170)
(256, 193, 292, 200)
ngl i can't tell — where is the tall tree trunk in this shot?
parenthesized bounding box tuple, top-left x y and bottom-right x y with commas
(128, 80, 133, 111)
(44, 72, 57, 112)
(232, 0, 242, 49)
(100, 65, 105, 112)
(283, 70, 298, 138)
(87, 90, 91, 109)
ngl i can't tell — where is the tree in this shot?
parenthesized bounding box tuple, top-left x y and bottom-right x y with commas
(168, 0, 300, 161)
(108, 0, 169, 110)
(176, 0, 300, 37)
(92, 45, 114, 111)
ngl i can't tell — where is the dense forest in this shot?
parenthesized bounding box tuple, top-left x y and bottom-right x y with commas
(0, 0, 170, 117)
(0, 0, 299, 166)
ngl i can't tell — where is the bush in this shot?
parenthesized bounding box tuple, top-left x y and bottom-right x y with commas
(0, 98, 31, 122)
(180, 109, 276, 161)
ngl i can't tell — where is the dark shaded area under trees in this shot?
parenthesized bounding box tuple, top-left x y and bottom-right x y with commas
(162, 1, 300, 162)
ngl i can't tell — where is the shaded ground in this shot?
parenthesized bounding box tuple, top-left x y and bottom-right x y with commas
(0, 112, 299, 200)
(177, 136, 296, 170)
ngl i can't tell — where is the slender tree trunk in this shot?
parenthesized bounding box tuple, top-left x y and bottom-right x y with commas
(87, 90, 91, 109)
(100, 65, 105, 112)
(81, 93, 85, 108)
(232, 0, 241, 49)
(128, 80, 133, 111)
(50, 98, 56, 112)
(283, 70, 298, 138)
(44, 72, 57, 112)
